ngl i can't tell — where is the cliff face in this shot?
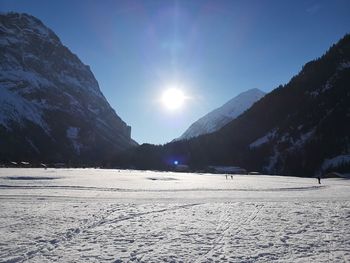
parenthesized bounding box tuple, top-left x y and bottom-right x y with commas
(0, 13, 136, 163)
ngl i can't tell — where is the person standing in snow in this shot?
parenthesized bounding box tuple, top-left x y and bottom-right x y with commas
(317, 176, 321, 184)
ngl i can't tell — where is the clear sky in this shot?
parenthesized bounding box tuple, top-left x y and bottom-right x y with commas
(1, 0, 350, 144)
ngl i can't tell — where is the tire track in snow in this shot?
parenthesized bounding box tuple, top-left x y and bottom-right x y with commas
(113, 203, 204, 262)
(19, 204, 117, 262)
(194, 203, 264, 263)
(233, 203, 263, 235)
(193, 204, 237, 263)
(100, 203, 202, 226)
(22, 203, 202, 262)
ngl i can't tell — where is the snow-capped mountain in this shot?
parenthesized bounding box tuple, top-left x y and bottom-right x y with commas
(178, 88, 265, 140)
(123, 34, 350, 176)
(0, 12, 136, 163)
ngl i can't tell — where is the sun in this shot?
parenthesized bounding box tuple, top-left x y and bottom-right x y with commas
(161, 87, 186, 110)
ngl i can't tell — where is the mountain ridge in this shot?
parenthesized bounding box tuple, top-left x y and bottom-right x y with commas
(178, 88, 265, 140)
(120, 34, 350, 176)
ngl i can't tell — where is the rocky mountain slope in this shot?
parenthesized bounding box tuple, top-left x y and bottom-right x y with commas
(0, 12, 136, 164)
(123, 34, 350, 176)
(178, 88, 265, 140)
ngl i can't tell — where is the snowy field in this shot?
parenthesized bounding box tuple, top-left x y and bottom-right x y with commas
(0, 168, 349, 262)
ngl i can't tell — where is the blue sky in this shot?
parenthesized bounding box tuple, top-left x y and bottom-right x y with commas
(1, 0, 350, 144)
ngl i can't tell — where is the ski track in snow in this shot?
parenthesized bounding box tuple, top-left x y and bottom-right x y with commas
(0, 168, 349, 262)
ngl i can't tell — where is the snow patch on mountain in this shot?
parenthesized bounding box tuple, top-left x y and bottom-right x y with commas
(66, 127, 81, 154)
(321, 155, 350, 172)
(292, 129, 315, 148)
(338, 61, 350, 70)
(0, 12, 59, 44)
(26, 138, 40, 153)
(66, 127, 79, 140)
(0, 86, 49, 132)
(264, 146, 280, 174)
(308, 60, 350, 97)
(249, 129, 277, 149)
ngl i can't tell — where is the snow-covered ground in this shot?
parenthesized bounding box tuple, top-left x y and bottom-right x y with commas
(0, 168, 349, 262)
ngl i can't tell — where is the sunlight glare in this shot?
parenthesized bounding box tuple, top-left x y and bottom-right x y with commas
(161, 87, 186, 110)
